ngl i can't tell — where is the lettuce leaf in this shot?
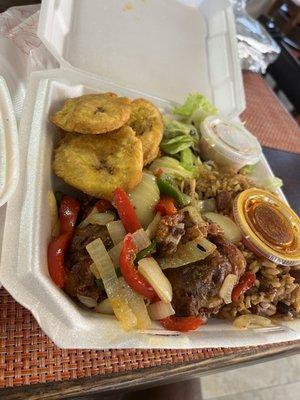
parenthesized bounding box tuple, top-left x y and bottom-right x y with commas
(149, 156, 193, 180)
(160, 134, 193, 155)
(179, 148, 202, 178)
(240, 164, 256, 175)
(172, 93, 218, 124)
(163, 118, 195, 135)
(261, 177, 283, 192)
(162, 117, 199, 155)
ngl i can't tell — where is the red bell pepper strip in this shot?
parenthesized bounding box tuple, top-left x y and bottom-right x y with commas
(160, 316, 204, 332)
(48, 195, 80, 287)
(48, 233, 70, 288)
(94, 199, 112, 213)
(119, 234, 157, 300)
(155, 196, 177, 216)
(114, 188, 141, 233)
(231, 272, 256, 302)
(59, 196, 80, 235)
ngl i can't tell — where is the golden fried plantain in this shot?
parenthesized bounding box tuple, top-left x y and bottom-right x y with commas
(53, 126, 143, 199)
(50, 93, 131, 134)
(127, 98, 163, 165)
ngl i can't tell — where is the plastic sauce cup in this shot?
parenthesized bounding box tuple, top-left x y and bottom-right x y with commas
(233, 188, 300, 266)
(199, 116, 262, 172)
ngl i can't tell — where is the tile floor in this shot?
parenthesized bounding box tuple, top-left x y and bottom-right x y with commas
(200, 354, 300, 400)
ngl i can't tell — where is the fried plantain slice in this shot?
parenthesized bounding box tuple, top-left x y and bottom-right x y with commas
(50, 93, 131, 134)
(127, 98, 163, 165)
(53, 126, 143, 199)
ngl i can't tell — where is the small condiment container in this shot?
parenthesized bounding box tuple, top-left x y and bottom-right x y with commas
(233, 188, 300, 266)
(199, 116, 262, 171)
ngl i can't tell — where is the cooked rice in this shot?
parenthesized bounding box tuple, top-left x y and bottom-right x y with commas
(196, 166, 254, 200)
(217, 240, 300, 322)
(195, 166, 300, 323)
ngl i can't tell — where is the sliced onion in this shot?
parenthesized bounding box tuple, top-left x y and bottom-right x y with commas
(48, 190, 59, 238)
(86, 238, 137, 330)
(132, 228, 151, 251)
(181, 205, 204, 226)
(199, 198, 216, 213)
(159, 237, 216, 270)
(147, 301, 175, 321)
(204, 212, 242, 243)
(108, 229, 151, 268)
(106, 220, 126, 245)
(219, 274, 238, 304)
(233, 315, 272, 329)
(108, 241, 123, 268)
(77, 295, 97, 308)
(129, 172, 160, 228)
(79, 211, 115, 229)
(146, 212, 162, 239)
(138, 257, 172, 303)
(95, 298, 114, 315)
(119, 277, 151, 330)
(89, 262, 101, 279)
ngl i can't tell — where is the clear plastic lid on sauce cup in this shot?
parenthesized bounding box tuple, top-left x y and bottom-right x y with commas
(199, 116, 262, 171)
(233, 188, 300, 266)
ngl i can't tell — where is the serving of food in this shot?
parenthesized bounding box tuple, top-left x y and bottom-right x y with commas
(48, 92, 300, 333)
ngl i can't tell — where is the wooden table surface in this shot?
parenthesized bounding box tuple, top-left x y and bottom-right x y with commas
(0, 1, 300, 399)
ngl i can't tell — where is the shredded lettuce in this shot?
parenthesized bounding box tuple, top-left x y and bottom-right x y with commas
(179, 148, 202, 177)
(160, 134, 193, 155)
(149, 156, 193, 180)
(180, 148, 194, 171)
(240, 164, 256, 175)
(163, 118, 195, 136)
(172, 93, 218, 124)
(158, 93, 218, 180)
(162, 117, 199, 153)
(262, 177, 283, 192)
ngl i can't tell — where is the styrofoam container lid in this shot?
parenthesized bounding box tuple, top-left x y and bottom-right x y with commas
(200, 116, 262, 164)
(0, 76, 19, 207)
(38, 0, 245, 117)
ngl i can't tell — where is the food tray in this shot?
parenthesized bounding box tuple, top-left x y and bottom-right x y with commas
(0, 71, 299, 388)
(1, 0, 299, 349)
(1, 68, 299, 349)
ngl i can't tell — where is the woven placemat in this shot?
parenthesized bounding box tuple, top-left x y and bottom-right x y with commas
(0, 72, 300, 390)
(241, 72, 300, 153)
(0, 289, 299, 389)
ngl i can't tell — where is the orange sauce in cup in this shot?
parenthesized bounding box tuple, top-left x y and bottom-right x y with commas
(233, 189, 300, 265)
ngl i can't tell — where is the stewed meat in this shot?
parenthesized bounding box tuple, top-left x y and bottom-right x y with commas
(64, 225, 113, 302)
(164, 233, 246, 319)
(216, 191, 233, 214)
(208, 232, 246, 277)
(155, 213, 185, 255)
(64, 259, 101, 301)
(68, 224, 113, 265)
(155, 211, 209, 254)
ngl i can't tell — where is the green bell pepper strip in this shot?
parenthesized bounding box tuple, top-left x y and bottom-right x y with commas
(135, 241, 157, 264)
(54, 191, 63, 206)
(157, 174, 191, 207)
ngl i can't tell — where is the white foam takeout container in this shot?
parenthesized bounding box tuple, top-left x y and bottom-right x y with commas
(1, 0, 299, 349)
(0, 74, 19, 236)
